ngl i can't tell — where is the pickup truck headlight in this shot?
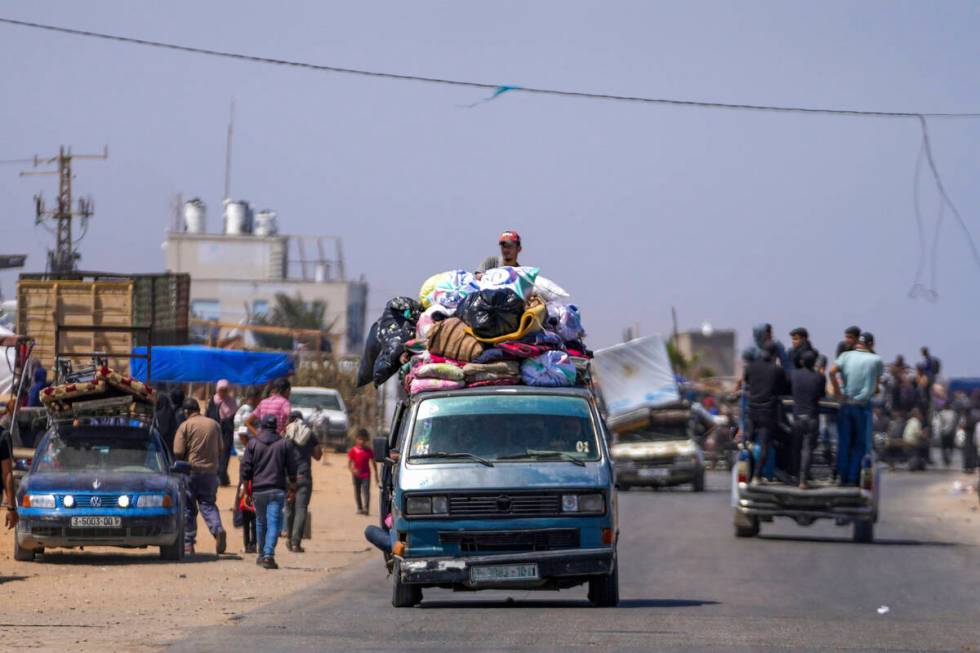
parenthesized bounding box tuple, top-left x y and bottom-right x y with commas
(562, 493, 605, 514)
(405, 495, 449, 515)
(24, 494, 56, 509)
(136, 494, 171, 508)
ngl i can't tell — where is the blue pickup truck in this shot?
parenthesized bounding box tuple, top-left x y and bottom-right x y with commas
(374, 386, 619, 607)
(15, 416, 189, 561)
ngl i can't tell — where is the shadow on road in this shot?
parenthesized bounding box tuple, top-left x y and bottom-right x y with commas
(32, 551, 242, 565)
(0, 575, 29, 585)
(419, 597, 720, 610)
(758, 534, 965, 547)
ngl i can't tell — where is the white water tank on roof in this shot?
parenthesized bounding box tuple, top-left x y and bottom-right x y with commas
(224, 200, 252, 235)
(183, 198, 207, 233)
(254, 210, 279, 236)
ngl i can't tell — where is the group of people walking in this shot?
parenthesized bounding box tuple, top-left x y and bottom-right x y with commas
(156, 377, 379, 569)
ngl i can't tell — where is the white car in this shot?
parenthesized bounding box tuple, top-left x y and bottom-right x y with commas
(289, 386, 350, 451)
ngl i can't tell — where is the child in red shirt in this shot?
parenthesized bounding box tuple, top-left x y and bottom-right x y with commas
(347, 429, 377, 515)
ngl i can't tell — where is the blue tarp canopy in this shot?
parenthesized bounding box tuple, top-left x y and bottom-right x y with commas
(131, 346, 294, 384)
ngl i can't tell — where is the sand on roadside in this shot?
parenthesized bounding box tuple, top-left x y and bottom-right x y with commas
(0, 453, 381, 653)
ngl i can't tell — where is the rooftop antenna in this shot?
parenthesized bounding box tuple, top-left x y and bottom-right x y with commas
(223, 98, 235, 201)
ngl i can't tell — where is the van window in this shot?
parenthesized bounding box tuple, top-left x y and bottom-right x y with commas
(408, 395, 599, 463)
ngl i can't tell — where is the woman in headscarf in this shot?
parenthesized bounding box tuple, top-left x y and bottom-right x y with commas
(206, 379, 238, 486)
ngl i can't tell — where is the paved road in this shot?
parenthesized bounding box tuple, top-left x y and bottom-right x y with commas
(170, 471, 979, 653)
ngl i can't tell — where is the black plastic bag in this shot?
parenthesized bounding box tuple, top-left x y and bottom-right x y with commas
(370, 297, 423, 387)
(377, 297, 423, 344)
(372, 337, 408, 387)
(456, 288, 525, 339)
(356, 320, 382, 388)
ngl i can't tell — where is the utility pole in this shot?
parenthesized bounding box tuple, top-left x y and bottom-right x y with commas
(20, 145, 108, 274)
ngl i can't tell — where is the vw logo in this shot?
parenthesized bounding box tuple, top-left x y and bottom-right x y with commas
(90, 496, 102, 507)
(496, 496, 512, 512)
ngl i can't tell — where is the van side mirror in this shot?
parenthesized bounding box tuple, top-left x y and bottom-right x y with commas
(170, 460, 192, 475)
(373, 437, 390, 463)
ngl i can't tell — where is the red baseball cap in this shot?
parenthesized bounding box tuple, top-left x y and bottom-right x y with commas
(499, 230, 521, 244)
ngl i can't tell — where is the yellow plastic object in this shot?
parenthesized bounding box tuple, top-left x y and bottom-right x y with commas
(465, 303, 547, 344)
(418, 271, 451, 309)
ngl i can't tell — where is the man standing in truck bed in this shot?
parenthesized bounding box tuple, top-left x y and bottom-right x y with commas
(830, 332, 883, 486)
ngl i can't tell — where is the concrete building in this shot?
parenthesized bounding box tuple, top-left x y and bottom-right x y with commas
(163, 200, 367, 355)
(675, 328, 737, 380)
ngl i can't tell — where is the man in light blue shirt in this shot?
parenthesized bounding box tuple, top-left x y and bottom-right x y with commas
(830, 332, 883, 485)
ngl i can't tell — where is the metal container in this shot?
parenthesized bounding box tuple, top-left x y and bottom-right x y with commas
(223, 200, 252, 235)
(183, 198, 207, 233)
(253, 210, 279, 236)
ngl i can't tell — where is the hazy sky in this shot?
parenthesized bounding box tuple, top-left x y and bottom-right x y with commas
(1, 1, 978, 373)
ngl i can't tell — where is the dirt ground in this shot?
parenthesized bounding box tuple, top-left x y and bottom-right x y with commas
(0, 454, 379, 653)
(916, 468, 980, 541)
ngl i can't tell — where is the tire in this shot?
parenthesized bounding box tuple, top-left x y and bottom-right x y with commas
(160, 515, 186, 561)
(692, 468, 706, 492)
(618, 483, 632, 492)
(588, 564, 620, 607)
(734, 513, 760, 538)
(13, 536, 37, 562)
(391, 561, 423, 608)
(853, 519, 874, 543)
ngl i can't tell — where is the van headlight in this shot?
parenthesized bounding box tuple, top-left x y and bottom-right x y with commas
(562, 493, 604, 514)
(136, 494, 167, 508)
(405, 495, 448, 515)
(25, 494, 56, 509)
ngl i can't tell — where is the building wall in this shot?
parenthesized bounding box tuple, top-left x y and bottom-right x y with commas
(163, 233, 366, 355)
(676, 330, 736, 379)
(186, 279, 366, 354)
(164, 233, 286, 281)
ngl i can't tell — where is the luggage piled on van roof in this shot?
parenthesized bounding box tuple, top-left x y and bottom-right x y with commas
(357, 266, 591, 394)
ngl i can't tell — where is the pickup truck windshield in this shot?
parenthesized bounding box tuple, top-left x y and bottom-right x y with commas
(408, 394, 600, 463)
(616, 422, 689, 443)
(291, 392, 342, 411)
(33, 426, 168, 474)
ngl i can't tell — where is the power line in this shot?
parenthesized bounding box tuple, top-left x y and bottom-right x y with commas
(2, 16, 980, 119)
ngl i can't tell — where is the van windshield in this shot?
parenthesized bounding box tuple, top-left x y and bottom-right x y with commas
(408, 395, 600, 463)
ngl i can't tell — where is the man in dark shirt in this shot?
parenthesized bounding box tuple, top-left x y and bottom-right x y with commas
(788, 327, 819, 370)
(790, 351, 826, 488)
(743, 344, 789, 483)
(835, 325, 861, 358)
(240, 414, 299, 569)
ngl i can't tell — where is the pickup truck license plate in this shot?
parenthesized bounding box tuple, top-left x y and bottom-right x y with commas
(639, 468, 670, 478)
(471, 564, 539, 583)
(70, 516, 121, 528)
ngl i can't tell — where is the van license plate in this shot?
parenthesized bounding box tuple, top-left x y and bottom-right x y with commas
(639, 468, 670, 478)
(70, 516, 121, 528)
(471, 564, 539, 583)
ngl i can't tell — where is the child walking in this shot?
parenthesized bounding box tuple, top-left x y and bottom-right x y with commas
(347, 429, 377, 515)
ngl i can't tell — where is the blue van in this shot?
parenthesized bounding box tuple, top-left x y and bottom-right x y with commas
(374, 386, 619, 607)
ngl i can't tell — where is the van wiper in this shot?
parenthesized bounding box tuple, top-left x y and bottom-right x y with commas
(411, 451, 494, 467)
(497, 450, 587, 466)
